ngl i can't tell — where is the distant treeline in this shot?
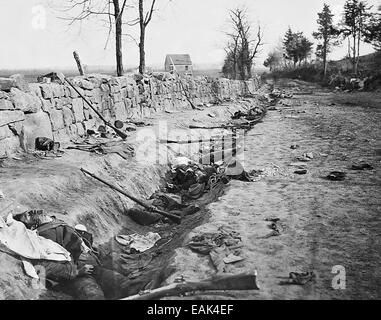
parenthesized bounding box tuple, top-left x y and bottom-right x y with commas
(263, 0, 381, 80)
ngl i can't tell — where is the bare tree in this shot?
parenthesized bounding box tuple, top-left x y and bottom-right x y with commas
(222, 8, 263, 80)
(53, 0, 131, 76)
(137, 0, 157, 74)
(341, 0, 373, 75)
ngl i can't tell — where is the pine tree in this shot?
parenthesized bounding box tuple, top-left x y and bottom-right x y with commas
(313, 3, 340, 76)
(298, 34, 314, 65)
(283, 29, 313, 68)
(283, 27, 298, 67)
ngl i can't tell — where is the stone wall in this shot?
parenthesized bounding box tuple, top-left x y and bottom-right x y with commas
(0, 73, 260, 157)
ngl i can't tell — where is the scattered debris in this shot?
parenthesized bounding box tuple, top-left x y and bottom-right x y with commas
(294, 169, 307, 175)
(223, 254, 245, 264)
(187, 227, 243, 272)
(261, 219, 281, 238)
(326, 171, 346, 181)
(68, 138, 135, 159)
(351, 163, 373, 171)
(280, 271, 316, 285)
(261, 230, 280, 238)
(35, 137, 60, 152)
(264, 217, 280, 223)
(115, 232, 161, 253)
(296, 152, 314, 162)
(81, 168, 182, 224)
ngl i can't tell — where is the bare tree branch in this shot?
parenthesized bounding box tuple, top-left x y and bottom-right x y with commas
(144, 0, 157, 26)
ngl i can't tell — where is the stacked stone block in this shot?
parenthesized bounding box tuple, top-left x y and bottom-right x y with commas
(0, 73, 260, 157)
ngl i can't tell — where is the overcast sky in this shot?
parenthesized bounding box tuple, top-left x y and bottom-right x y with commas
(0, 0, 379, 70)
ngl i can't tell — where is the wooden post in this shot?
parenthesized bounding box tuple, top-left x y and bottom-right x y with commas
(73, 51, 84, 76)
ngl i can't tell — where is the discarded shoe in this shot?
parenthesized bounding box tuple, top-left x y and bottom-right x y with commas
(351, 163, 373, 171)
(326, 171, 346, 181)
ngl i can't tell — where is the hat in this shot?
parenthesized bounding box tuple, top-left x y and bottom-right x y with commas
(12, 204, 29, 216)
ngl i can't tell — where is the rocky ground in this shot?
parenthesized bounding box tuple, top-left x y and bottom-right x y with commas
(1, 79, 380, 300)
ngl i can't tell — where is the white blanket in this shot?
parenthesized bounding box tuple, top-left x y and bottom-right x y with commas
(0, 215, 71, 262)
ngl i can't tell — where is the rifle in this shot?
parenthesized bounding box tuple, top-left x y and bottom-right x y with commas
(80, 168, 182, 224)
(56, 72, 128, 140)
(121, 272, 259, 300)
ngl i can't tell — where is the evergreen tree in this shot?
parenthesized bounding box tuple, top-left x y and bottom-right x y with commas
(298, 34, 314, 65)
(283, 28, 313, 67)
(283, 27, 298, 67)
(313, 3, 340, 76)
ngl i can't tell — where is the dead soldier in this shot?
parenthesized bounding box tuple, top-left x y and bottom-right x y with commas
(14, 209, 169, 300)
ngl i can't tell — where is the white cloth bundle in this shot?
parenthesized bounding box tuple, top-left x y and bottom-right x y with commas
(0, 215, 71, 262)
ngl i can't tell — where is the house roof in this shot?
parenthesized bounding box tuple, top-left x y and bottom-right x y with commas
(165, 54, 192, 65)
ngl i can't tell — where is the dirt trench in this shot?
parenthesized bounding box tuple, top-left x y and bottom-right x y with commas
(0, 88, 269, 300)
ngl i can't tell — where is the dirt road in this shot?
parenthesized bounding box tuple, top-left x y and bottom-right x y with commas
(169, 79, 381, 300)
